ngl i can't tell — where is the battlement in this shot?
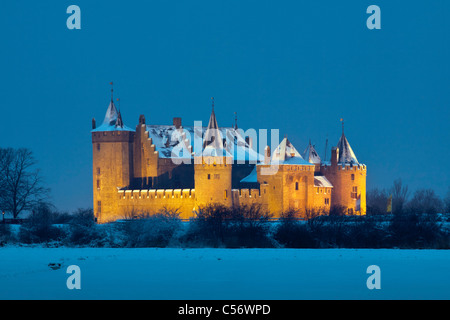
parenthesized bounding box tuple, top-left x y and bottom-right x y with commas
(118, 188, 195, 200)
(321, 163, 367, 172)
(231, 188, 262, 199)
(195, 155, 233, 166)
(92, 130, 135, 143)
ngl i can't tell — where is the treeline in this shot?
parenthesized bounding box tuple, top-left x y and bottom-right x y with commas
(1, 203, 449, 249)
(367, 179, 450, 215)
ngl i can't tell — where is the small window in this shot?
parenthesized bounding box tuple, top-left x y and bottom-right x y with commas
(97, 201, 102, 213)
(97, 143, 101, 151)
(96, 179, 101, 189)
(295, 182, 299, 190)
(96, 167, 100, 175)
(351, 186, 358, 199)
(325, 198, 330, 205)
(207, 174, 211, 180)
(214, 174, 220, 179)
(351, 174, 355, 181)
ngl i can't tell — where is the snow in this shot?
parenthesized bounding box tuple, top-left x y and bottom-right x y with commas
(314, 175, 333, 188)
(146, 125, 263, 162)
(270, 137, 313, 166)
(302, 142, 321, 164)
(91, 100, 134, 132)
(336, 134, 359, 165)
(0, 246, 448, 300)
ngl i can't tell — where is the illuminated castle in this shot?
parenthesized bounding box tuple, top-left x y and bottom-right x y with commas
(91, 95, 366, 223)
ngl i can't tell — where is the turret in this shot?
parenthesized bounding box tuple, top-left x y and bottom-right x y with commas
(257, 137, 315, 217)
(321, 128, 366, 215)
(194, 100, 233, 208)
(91, 96, 135, 223)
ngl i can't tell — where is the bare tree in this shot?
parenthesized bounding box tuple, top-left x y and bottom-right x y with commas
(391, 178, 409, 214)
(444, 187, 450, 214)
(366, 188, 389, 215)
(406, 188, 443, 215)
(0, 148, 49, 219)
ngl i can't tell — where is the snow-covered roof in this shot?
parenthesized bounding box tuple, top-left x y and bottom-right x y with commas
(314, 176, 333, 188)
(92, 100, 134, 132)
(269, 137, 313, 166)
(146, 124, 263, 162)
(302, 141, 321, 164)
(336, 133, 359, 165)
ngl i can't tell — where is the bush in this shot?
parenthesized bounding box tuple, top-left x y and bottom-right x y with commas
(0, 223, 14, 245)
(183, 204, 273, 248)
(388, 213, 444, 248)
(227, 204, 273, 248)
(344, 217, 389, 248)
(274, 210, 316, 248)
(66, 209, 107, 246)
(18, 204, 66, 244)
(121, 208, 182, 247)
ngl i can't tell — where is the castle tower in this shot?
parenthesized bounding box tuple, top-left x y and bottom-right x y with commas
(302, 140, 321, 171)
(257, 137, 315, 217)
(91, 96, 135, 223)
(321, 128, 367, 215)
(194, 102, 233, 208)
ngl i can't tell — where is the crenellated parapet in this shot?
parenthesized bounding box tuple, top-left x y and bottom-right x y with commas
(117, 188, 196, 220)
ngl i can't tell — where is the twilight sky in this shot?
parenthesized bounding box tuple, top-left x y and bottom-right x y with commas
(0, 0, 449, 213)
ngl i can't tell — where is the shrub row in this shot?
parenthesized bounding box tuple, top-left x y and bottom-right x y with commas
(1, 204, 448, 249)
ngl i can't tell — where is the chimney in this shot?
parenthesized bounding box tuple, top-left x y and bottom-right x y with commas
(264, 145, 271, 165)
(331, 147, 339, 167)
(173, 117, 182, 129)
(92, 118, 96, 130)
(139, 114, 146, 125)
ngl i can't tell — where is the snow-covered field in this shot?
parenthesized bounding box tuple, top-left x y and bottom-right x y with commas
(0, 246, 448, 300)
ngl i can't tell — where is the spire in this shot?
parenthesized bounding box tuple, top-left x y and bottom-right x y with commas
(336, 122, 359, 165)
(302, 140, 321, 164)
(234, 112, 238, 130)
(207, 97, 219, 130)
(203, 97, 223, 151)
(91, 85, 133, 132)
(110, 82, 114, 102)
(103, 99, 119, 126)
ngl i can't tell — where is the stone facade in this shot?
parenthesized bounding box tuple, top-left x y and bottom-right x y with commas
(91, 98, 367, 223)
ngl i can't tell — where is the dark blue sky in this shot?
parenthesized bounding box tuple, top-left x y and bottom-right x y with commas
(1, 1, 449, 212)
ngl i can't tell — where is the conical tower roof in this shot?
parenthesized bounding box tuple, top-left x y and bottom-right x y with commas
(270, 137, 313, 165)
(203, 99, 225, 152)
(102, 99, 119, 126)
(336, 133, 359, 165)
(302, 140, 321, 164)
(92, 98, 133, 132)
